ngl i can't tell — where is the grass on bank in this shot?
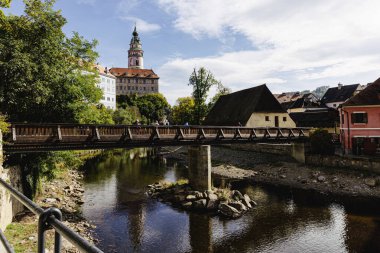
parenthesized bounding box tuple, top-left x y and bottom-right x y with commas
(4, 222, 54, 253)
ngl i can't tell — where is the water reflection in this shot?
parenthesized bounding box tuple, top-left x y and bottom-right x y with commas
(81, 149, 380, 253)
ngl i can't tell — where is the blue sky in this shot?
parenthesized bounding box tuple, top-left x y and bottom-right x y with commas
(5, 0, 380, 104)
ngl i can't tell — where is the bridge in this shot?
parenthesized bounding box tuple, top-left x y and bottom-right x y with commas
(3, 123, 310, 153)
(0, 123, 310, 252)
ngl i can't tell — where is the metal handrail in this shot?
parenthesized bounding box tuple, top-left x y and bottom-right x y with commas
(0, 178, 103, 253)
(0, 229, 14, 253)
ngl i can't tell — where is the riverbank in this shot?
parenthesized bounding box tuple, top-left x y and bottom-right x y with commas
(166, 146, 380, 201)
(5, 168, 95, 252)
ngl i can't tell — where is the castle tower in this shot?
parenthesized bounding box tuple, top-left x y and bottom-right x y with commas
(128, 26, 144, 69)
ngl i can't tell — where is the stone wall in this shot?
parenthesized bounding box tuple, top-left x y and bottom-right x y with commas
(231, 143, 293, 155)
(306, 154, 380, 174)
(0, 130, 23, 231)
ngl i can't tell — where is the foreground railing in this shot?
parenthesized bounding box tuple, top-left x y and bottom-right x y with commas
(0, 178, 103, 253)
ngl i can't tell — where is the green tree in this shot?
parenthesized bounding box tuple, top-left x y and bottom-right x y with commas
(0, 0, 113, 197)
(188, 67, 219, 124)
(135, 93, 170, 124)
(113, 106, 140, 124)
(0, 0, 109, 124)
(170, 97, 196, 125)
(0, 0, 11, 18)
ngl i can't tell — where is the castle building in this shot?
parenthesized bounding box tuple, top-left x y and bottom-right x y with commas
(110, 26, 159, 95)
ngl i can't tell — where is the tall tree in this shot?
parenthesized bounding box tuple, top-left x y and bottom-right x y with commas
(0, 0, 108, 123)
(135, 93, 170, 124)
(188, 67, 219, 124)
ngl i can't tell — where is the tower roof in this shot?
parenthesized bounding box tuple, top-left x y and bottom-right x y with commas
(130, 25, 141, 45)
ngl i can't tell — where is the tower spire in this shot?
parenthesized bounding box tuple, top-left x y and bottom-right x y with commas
(128, 25, 144, 69)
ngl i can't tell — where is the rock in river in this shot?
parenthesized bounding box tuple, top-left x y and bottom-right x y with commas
(219, 203, 241, 218)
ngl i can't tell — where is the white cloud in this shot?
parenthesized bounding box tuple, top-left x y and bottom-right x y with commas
(156, 0, 380, 104)
(120, 17, 161, 33)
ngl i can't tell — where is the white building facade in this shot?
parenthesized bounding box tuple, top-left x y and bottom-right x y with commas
(96, 66, 117, 110)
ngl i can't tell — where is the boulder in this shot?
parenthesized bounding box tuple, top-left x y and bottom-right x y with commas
(364, 178, 377, 187)
(317, 176, 326, 182)
(232, 190, 244, 201)
(194, 191, 203, 199)
(206, 199, 219, 210)
(193, 199, 207, 209)
(44, 198, 57, 203)
(242, 194, 252, 209)
(250, 200, 258, 207)
(208, 193, 218, 201)
(182, 201, 193, 209)
(219, 203, 241, 218)
(229, 201, 247, 212)
(186, 195, 197, 201)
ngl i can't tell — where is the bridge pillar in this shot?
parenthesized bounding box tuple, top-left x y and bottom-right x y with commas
(291, 142, 305, 163)
(188, 145, 212, 191)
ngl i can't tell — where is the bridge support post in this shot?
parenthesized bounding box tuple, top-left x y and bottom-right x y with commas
(188, 145, 212, 191)
(291, 142, 305, 163)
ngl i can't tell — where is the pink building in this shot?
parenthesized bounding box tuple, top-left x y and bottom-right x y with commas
(340, 79, 380, 155)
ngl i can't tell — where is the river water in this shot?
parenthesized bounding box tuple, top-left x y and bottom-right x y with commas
(81, 149, 380, 253)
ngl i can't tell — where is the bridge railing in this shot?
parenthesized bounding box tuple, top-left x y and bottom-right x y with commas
(0, 178, 103, 253)
(6, 123, 310, 141)
(3, 123, 310, 152)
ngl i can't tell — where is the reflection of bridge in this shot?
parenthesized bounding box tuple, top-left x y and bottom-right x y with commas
(3, 123, 310, 153)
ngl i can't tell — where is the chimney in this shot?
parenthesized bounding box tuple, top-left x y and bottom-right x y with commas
(338, 83, 343, 90)
(105, 67, 108, 74)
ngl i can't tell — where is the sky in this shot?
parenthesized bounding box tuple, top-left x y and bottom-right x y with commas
(4, 0, 380, 104)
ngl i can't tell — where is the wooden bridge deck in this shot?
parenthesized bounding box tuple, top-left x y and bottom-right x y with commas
(3, 123, 310, 153)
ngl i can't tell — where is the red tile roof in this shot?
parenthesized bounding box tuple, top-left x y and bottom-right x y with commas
(109, 68, 159, 79)
(95, 65, 115, 78)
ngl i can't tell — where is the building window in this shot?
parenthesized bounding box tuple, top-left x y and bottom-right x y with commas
(151, 80, 154, 84)
(265, 116, 270, 121)
(283, 117, 287, 122)
(128, 79, 130, 84)
(143, 87, 146, 91)
(102, 96, 105, 100)
(351, 112, 368, 124)
(128, 86, 131, 90)
(107, 97, 110, 101)
(333, 104, 337, 107)
(112, 98, 114, 102)
(143, 79, 146, 84)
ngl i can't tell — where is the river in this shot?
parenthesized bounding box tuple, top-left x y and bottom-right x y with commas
(81, 149, 380, 253)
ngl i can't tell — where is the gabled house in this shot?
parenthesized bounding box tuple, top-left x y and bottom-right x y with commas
(321, 83, 361, 109)
(204, 84, 296, 127)
(340, 78, 380, 155)
(290, 108, 339, 133)
(283, 93, 320, 113)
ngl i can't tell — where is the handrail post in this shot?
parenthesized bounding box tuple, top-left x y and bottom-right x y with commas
(38, 207, 62, 253)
